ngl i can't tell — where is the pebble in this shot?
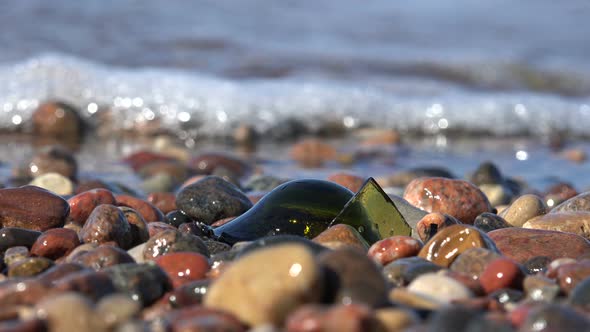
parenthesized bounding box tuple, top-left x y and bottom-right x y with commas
(104, 263, 170, 306)
(176, 175, 252, 225)
(28, 145, 79, 180)
(147, 221, 177, 237)
(165, 210, 192, 227)
(289, 138, 337, 168)
(551, 191, 590, 213)
(403, 177, 492, 224)
(523, 212, 590, 239)
(164, 306, 246, 332)
(29, 172, 74, 196)
(449, 247, 502, 280)
(0, 228, 42, 253)
(96, 294, 141, 329)
(142, 229, 209, 260)
(479, 257, 524, 294)
(119, 207, 150, 246)
(146, 192, 177, 215)
(32, 101, 83, 140)
(30, 228, 80, 260)
(524, 275, 560, 302)
(205, 244, 323, 326)
(415, 212, 460, 242)
(382, 257, 441, 287)
(407, 272, 473, 305)
(554, 259, 590, 294)
(138, 160, 189, 185)
(523, 256, 552, 274)
(498, 194, 546, 227)
(520, 303, 590, 332)
(67, 188, 117, 226)
(122, 150, 177, 172)
(243, 174, 289, 192)
(543, 182, 577, 209)
(8, 257, 54, 278)
(0, 186, 70, 231)
(285, 304, 379, 332)
(368, 235, 423, 266)
(35, 292, 106, 332)
(374, 308, 420, 332)
(380, 167, 454, 188)
(154, 252, 210, 288)
(327, 172, 365, 192)
(318, 247, 388, 306)
(312, 224, 369, 251)
(4, 246, 29, 267)
(69, 245, 135, 270)
(569, 276, 590, 309)
(115, 194, 164, 223)
(167, 279, 210, 307)
(488, 228, 590, 263)
(418, 224, 499, 267)
(473, 212, 512, 232)
(189, 152, 252, 178)
(79, 204, 133, 249)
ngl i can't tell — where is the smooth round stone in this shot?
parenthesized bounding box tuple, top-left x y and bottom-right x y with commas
(165, 210, 192, 227)
(551, 191, 590, 213)
(79, 204, 133, 249)
(312, 224, 369, 252)
(520, 303, 590, 332)
(96, 294, 141, 328)
(523, 212, 590, 239)
(375, 308, 420, 332)
(479, 183, 514, 207)
(147, 192, 177, 215)
(35, 292, 106, 332)
(176, 176, 252, 225)
(118, 207, 149, 246)
(142, 173, 176, 196)
(104, 263, 170, 306)
(450, 247, 502, 280)
(368, 236, 423, 266)
(0, 186, 69, 231)
(70, 245, 135, 270)
(51, 269, 117, 302)
(479, 258, 524, 294)
(28, 144, 78, 180)
(289, 138, 336, 167)
(543, 182, 577, 209)
(154, 252, 210, 288)
(285, 304, 378, 332)
(143, 229, 209, 260)
(147, 221, 176, 237)
(32, 101, 82, 139)
(555, 259, 590, 294)
(468, 161, 503, 186)
(407, 272, 473, 305)
(415, 212, 460, 242)
(327, 173, 365, 193)
(523, 256, 552, 274)
(499, 194, 546, 227)
(403, 177, 492, 224)
(569, 276, 590, 309)
(418, 225, 499, 267)
(318, 247, 388, 306)
(204, 244, 323, 326)
(382, 257, 438, 287)
(473, 212, 512, 233)
(29, 172, 74, 196)
(4, 246, 29, 267)
(8, 257, 54, 278)
(67, 188, 117, 226)
(488, 228, 590, 263)
(524, 275, 560, 302)
(115, 194, 164, 223)
(0, 228, 42, 253)
(30, 228, 80, 260)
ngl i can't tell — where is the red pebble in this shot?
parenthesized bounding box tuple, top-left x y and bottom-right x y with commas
(68, 189, 117, 226)
(30, 228, 80, 260)
(115, 194, 164, 222)
(479, 257, 523, 294)
(155, 252, 210, 288)
(368, 236, 423, 266)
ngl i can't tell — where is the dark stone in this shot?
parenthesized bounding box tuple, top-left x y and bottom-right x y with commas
(0, 186, 70, 231)
(569, 276, 590, 309)
(0, 228, 42, 253)
(469, 161, 504, 185)
(168, 279, 210, 308)
(523, 256, 552, 274)
(382, 257, 437, 287)
(104, 263, 171, 306)
(520, 303, 590, 332)
(30, 228, 80, 260)
(165, 210, 192, 228)
(489, 289, 524, 306)
(79, 204, 133, 249)
(426, 306, 481, 332)
(474, 212, 512, 233)
(119, 206, 150, 246)
(236, 235, 327, 259)
(176, 176, 252, 225)
(143, 229, 209, 260)
(69, 245, 135, 270)
(53, 270, 117, 301)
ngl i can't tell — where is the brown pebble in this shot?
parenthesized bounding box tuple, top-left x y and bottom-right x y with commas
(147, 192, 177, 214)
(79, 204, 133, 249)
(368, 236, 423, 266)
(313, 224, 370, 252)
(148, 222, 177, 237)
(290, 138, 336, 168)
(32, 101, 83, 140)
(68, 188, 117, 226)
(0, 186, 69, 231)
(30, 228, 80, 260)
(115, 194, 164, 222)
(415, 212, 461, 242)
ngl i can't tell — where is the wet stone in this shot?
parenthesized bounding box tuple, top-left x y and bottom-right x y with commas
(0, 228, 42, 253)
(488, 228, 590, 263)
(96, 294, 141, 329)
(104, 263, 171, 306)
(312, 224, 369, 252)
(28, 144, 78, 180)
(115, 194, 165, 223)
(524, 275, 560, 302)
(0, 186, 70, 231)
(368, 235, 423, 266)
(318, 247, 388, 306)
(520, 303, 590, 332)
(30, 228, 80, 260)
(403, 177, 492, 224)
(285, 304, 379, 332)
(154, 252, 209, 289)
(143, 229, 209, 260)
(415, 212, 461, 242)
(554, 259, 590, 294)
(205, 244, 323, 326)
(499, 194, 546, 227)
(52, 269, 117, 301)
(523, 212, 590, 239)
(69, 245, 135, 270)
(418, 224, 499, 267)
(4, 246, 29, 267)
(407, 272, 473, 305)
(164, 210, 192, 228)
(35, 292, 106, 332)
(119, 206, 150, 246)
(479, 258, 524, 294)
(204, 239, 231, 255)
(523, 256, 552, 274)
(8, 257, 54, 278)
(79, 204, 133, 249)
(147, 192, 177, 215)
(189, 152, 251, 178)
(473, 212, 512, 233)
(450, 247, 502, 280)
(67, 188, 117, 226)
(122, 150, 177, 172)
(168, 279, 210, 308)
(36, 263, 88, 284)
(147, 221, 176, 237)
(176, 175, 252, 225)
(382, 257, 440, 287)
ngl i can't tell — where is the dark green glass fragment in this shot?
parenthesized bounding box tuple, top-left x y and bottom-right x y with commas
(210, 179, 353, 245)
(330, 177, 412, 244)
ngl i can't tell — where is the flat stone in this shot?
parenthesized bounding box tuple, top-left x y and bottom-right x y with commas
(204, 244, 323, 326)
(0, 186, 69, 231)
(488, 228, 590, 263)
(500, 194, 546, 227)
(418, 224, 499, 267)
(551, 191, 590, 213)
(523, 212, 590, 239)
(403, 177, 492, 224)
